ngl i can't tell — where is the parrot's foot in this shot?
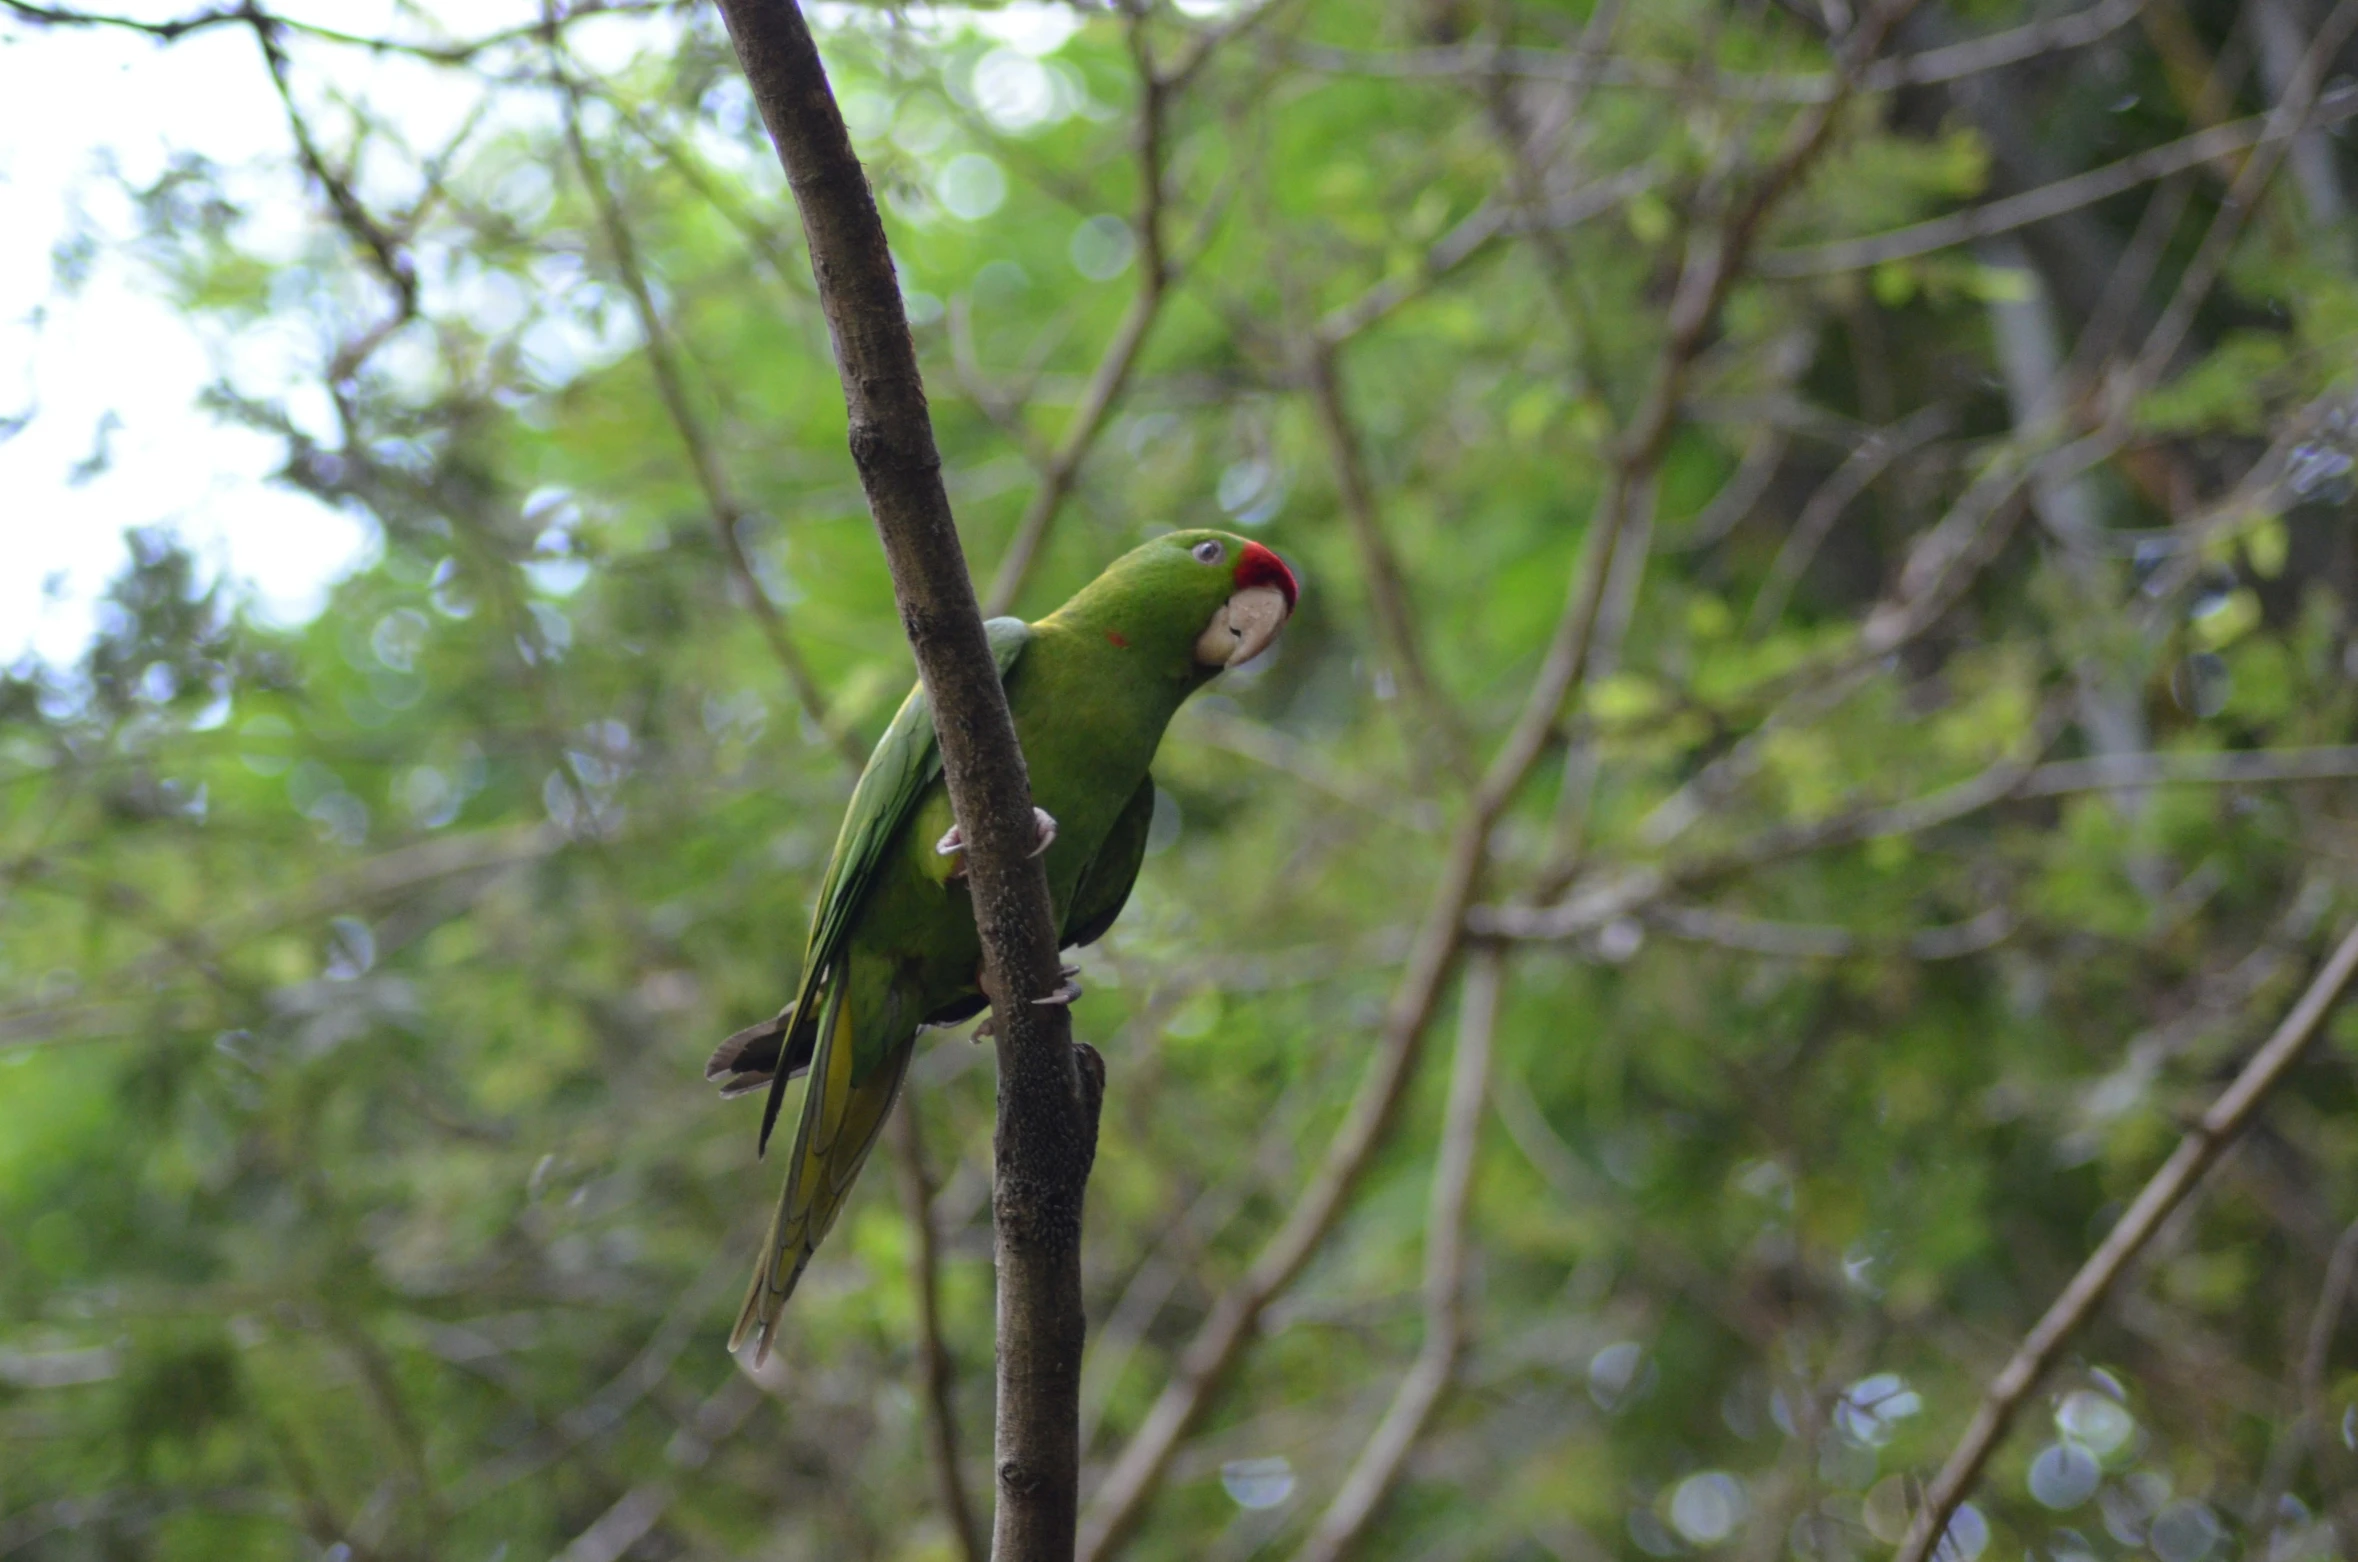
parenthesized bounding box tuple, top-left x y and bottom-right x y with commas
(1034, 965, 1084, 1007)
(974, 966, 1083, 1036)
(934, 808, 1059, 877)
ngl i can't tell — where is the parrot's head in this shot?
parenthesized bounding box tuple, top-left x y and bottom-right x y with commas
(1059, 528, 1299, 681)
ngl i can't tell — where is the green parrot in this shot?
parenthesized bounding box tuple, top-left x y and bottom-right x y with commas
(709, 528, 1299, 1359)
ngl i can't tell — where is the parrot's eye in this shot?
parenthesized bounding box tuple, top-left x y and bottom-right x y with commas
(1191, 539, 1225, 565)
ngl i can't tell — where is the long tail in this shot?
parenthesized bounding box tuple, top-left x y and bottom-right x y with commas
(729, 972, 914, 1362)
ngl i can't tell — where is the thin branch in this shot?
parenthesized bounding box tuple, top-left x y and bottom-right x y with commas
(1303, 342, 1462, 758)
(1671, 342, 1830, 552)
(889, 1094, 985, 1562)
(712, 7, 1100, 1560)
(1646, 901, 2012, 960)
(1077, 418, 1652, 1562)
(0, 825, 560, 1050)
(1079, 9, 1917, 1547)
(1075, 762, 1496, 1562)
(1895, 918, 2358, 1562)
(0, 0, 676, 62)
(1541, 457, 1662, 887)
(1590, 736, 2358, 944)
(1180, 706, 1442, 831)
(2019, 746, 2358, 796)
(2250, 1216, 2358, 1529)
(556, 56, 859, 770)
(447, 1256, 731, 1506)
(1292, 0, 2146, 102)
(2301, 1221, 2358, 1459)
(1756, 83, 2358, 277)
(1313, 167, 1659, 349)
(1746, 403, 1952, 634)
(1291, 946, 1500, 1562)
(245, 6, 418, 383)
(982, 19, 1174, 617)
(2128, 0, 2358, 382)
(1479, 702, 2072, 941)
(1075, 1071, 1333, 1456)
(551, 1485, 672, 1562)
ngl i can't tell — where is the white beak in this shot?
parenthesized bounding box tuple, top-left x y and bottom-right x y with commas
(1192, 585, 1291, 669)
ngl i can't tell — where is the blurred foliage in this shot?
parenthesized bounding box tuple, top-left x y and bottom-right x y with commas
(7, 0, 2358, 1559)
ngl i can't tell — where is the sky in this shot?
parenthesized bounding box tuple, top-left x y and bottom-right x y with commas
(0, 5, 455, 667)
(0, 0, 1091, 670)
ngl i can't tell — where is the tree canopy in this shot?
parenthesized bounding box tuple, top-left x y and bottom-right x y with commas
(6, 0, 2358, 1559)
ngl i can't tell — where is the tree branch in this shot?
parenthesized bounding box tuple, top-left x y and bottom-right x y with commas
(889, 1094, 985, 1562)
(1291, 945, 1500, 1562)
(710, 4, 1102, 1558)
(1895, 917, 2358, 1562)
(1746, 403, 1952, 635)
(1757, 82, 2358, 277)
(982, 19, 1174, 617)
(1291, 0, 2146, 102)
(1, 0, 675, 61)
(1078, 10, 1917, 1545)
(1303, 342, 1463, 761)
(556, 49, 859, 770)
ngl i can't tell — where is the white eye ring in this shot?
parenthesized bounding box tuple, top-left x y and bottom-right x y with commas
(1191, 539, 1225, 565)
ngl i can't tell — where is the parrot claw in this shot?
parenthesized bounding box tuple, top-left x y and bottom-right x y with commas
(934, 808, 1058, 878)
(977, 965, 1083, 1031)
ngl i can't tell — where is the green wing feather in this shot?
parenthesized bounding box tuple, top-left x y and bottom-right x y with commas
(1063, 775, 1155, 950)
(750, 618, 1032, 1153)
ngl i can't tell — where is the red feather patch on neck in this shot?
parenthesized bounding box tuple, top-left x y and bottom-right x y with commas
(1235, 541, 1299, 613)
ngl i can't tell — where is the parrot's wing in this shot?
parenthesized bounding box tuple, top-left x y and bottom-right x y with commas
(1061, 774, 1155, 950)
(742, 616, 1032, 1156)
(729, 972, 917, 1360)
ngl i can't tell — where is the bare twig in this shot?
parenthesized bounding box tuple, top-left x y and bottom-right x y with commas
(556, 52, 860, 770)
(1747, 404, 1952, 634)
(2128, 0, 2358, 382)
(1291, 0, 2145, 101)
(1079, 11, 1919, 1548)
(1895, 918, 2358, 1562)
(244, 7, 418, 384)
(1075, 764, 1496, 1562)
(2301, 1221, 2358, 1458)
(1542, 471, 1657, 881)
(2, 0, 674, 62)
(712, 5, 1101, 1558)
(982, 19, 1174, 616)
(1181, 706, 1442, 831)
(2254, 0, 2349, 223)
(1291, 946, 1500, 1562)
(2019, 746, 2358, 796)
(1313, 167, 1659, 349)
(1647, 901, 2012, 960)
(552, 1485, 672, 1562)
(888, 1095, 985, 1562)
(1507, 736, 2358, 951)
(1757, 83, 2358, 277)
(448, 1256, 733, 1506)
(2250, 1216, 2358, 1529)
(1303, 342, 1461, 757)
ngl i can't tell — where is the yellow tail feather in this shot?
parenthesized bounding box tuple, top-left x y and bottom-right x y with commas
(729, 974, 914, 1363)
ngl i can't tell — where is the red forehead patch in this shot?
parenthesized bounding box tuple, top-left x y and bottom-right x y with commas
(1235, 540, 1299, 613)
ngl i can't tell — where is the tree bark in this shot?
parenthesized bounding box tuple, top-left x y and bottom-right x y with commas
(709, 4, 1103, 1556)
